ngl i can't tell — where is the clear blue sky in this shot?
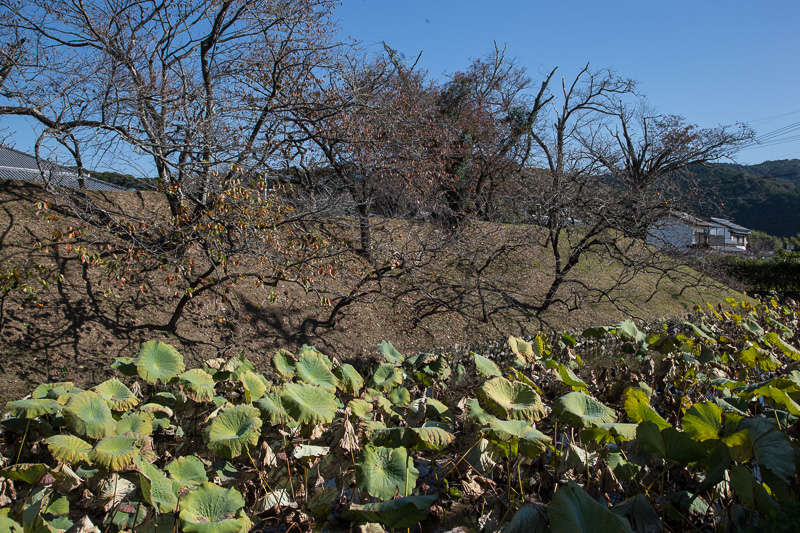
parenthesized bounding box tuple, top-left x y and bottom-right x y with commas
(336, 0, 800, 164)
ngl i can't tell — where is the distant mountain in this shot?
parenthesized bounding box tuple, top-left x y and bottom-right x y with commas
(689, 160, 800, 238)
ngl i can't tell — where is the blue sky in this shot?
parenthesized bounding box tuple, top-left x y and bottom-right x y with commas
(336, 0, 800, 164)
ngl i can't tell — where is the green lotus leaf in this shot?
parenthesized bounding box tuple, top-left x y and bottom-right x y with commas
(348, 398, 372, 418)
(139, 402, 174, 417)
(682, 401, 723, 442)
(254, 390, 296, 426)
(414, 421, 456, 449)
(553, 391, 616, 428)
(6, 398, 61, 418)
(135, 340, 185, 385)
(295, 352, 338, 392)
(740, 417, 796, 482)
(31, 382, 79, 404)
(387, 387, 411, 406)
(370, 363, 404, 392)
(298, 344, 333, 368)
(467, 397, 496, 425)
(549, 481, 633, 532)
(89, 435, 139, 470)
(203, 404, 261, 459)
(623, 387, 670, 429)
(377, 340, 405, 364)
(0, 515, 22, 532)
(356, 444, 418, 500)
(239, 370, 268, 402)
(464, 438, 498, 474)
(509, 336, 535, 364)
(612, 494, 662, 533)
(484, 418, 551, 459)
(0, 417, 54, 437)
(179, 483, 251, 533)
(335, 364, 365, 395)
(370, 427, 417, 448)
(116, 412, 154, 436)
(271, 349, 296, 380)
(178, 369, 216, 403)
(167, 456, 208, 484)
(110, 500, 148, 530)
(134, 456, 178, 513)
(93, 378, 139, 411)
(636, 421, 704, 464)
(473, 353, 502, 379)
(478, 376, 546, 422)
(582, 423, 638, 443)
(506, 503, 548, 533)
(45, 434, 92, 464)
(111, 357, 139, 376)
(63, 390, 116, 438)
(0, 463, 48, 485)
(729, 465, 780, 516)
(364, 388, 394, 415)
(344, 494, 437, 529)
(425, 397, 453, 422)
(280, 382, 337, 426)
(736, 344, 780, 372)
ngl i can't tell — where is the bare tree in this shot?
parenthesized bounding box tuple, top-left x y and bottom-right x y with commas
(0, 0, 348, 331)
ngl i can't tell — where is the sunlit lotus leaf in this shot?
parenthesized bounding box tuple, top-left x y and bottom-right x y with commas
(31, 382, 80, 404)
(271, 349, 296, 380)
(508, 336, 535, 364)
(115, 412, 153, 436)
(6, 398, 61, 418)
(0, 463, 48, 485)
(298, 344, 333, 367)
(473, 353, 502, 379)
(178, 369, 216, 403)
(179, 483, 252, 533)
(203, 404, 262, 459)
(553, 392, 616, 428)
(45, 435, 92, 464)
(111, 357, 138, 377)
(467, 397, 496, 425)
(63, 391, 116, 438)
(484, 418, 551, 459)
(254, 390, 296, 426)
(294, 352, 338, 392)
(506, 503, 548, 533)
(464, 438, 498, 474)
(414, 421, 455, 449)
(377, 340, 405, 364)
(764, 332, 800, 360)
(582, 423, 638, 443)
(549, 481, 633, 532)
(425, 397, 453, 422)
(0, 515, 22, 533)
(735, 344, 780, 372)
(623, 387, 670, 429)
(387, 387, 411, 406)
(344, 494, 437, 529)
(478, 376, 546, 422)
(335, 364, 365, 395)
(134, 456, 178, 513)
(219, 353, 256, 380)
(356, 444, 418, 500)
(239, 370, 268, 402)
(167, 456, 208, 485)
(682, 402, 723, 442)
(93, 378, 138, 411)
(348, 398, 371, 418)
(135, 340, 185, 384)
(109, 500, 148, 530)
(369, 363, 404, 392)
(89, 436, 139, 470)
(139, 403, 174, 417)
(280, 382, 337, 426)
(363, 388, 393, 415)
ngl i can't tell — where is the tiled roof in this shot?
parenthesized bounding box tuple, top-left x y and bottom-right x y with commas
(0, 146, 128, 191)
(709, 217, 751, 234)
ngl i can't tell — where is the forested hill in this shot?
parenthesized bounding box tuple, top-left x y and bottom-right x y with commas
(690, 159, 800, 238)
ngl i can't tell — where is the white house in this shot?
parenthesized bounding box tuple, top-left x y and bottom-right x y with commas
(647, 212, 750, 253)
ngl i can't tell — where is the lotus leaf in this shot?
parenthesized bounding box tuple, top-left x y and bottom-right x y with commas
(6, 398, 61, 418)
(334, 364, 365, 395)
(729, 465, 780, 515)
(369, 363, 404, 392)
(135, 340, 185, 384)
(134, 456, 178, 513)
(239, 370, 268, 402)
(0, 515, 22, 532)
(464, 438, 498, 474)
(109, 500, 149, 530)
(292, 444, 330, 460)
(764, 332, 800, 360)
(506, 503, 548, 533)
(548, 481, 633, 532)
(0, 416, 54, 437)
(478, 376, 546, 422)
(425, 397, 453, 421)
(179, 369, 216, 403)
(111, 357, 139, 376)
(93, 378, 138, 411)
(179, 483, 251, 533)
(63, 391, 116, 438)
(348, 398, 371, 418)
(467, 397, 496, 425)
(344, 494, 437, 529)
(31, 382, 79, 404)
(271, 349, 296, 380)
(387, 387, 411, 406)
(45, 435, 92, 464)
(356, 444, 418, 500)
(280, 382, 337, 426)
(623, 387, 670, 429)
(255, 390, 296, 425)
(89, 435, 139, 470)
(115, 412, 154, 436)
(682, 402, 723, 442)
(0, 463, 48, 485)
(636, 422, 704, 464)
(294, 352, 338, 392)
(553, 391, 616, 428)
(203, 404, 262, 459)
(167, 456, 208, 484)
(473, 353, 502, 378)
(735, 344, 780, 372)
(484, 418, 550, 458)
(582, 422, 638, 444)
(298, 344, 333, 367)
(740, 417, 796, 482)
(612, 494, 662, 533)
(415, 421, 456, 449)
(508, 336, 535, 364)
(377, 340, 405, 364)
